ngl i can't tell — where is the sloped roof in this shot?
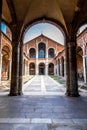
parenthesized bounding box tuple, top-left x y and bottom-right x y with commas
(24, 34, 64, 47)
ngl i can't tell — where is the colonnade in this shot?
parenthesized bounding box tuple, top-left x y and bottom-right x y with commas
(0, 0, 86, 96)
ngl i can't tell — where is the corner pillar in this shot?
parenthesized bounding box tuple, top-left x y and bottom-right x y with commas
(65, 44, 70, 96)
(83, 55, 87, 84)
(36, 42, 38, 75)
(9, 24, 21, 96)
(69, 43, 79, 96)
(10, 44, 20, 96)
(18, 43, 23, 95)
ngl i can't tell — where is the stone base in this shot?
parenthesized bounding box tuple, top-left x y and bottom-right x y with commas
(18, 92, 23, 96)
(8, 93, 18, 96)
(65, 92, 80, 97)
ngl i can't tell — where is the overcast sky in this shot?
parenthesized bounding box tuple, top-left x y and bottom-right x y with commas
(23, 23, 65, 45)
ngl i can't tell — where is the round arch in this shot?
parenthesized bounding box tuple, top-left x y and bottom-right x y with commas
(39, 63, 45, 75)
(29, 48, 36, 58)
(22, 19, 67, 45)
(2, 45, 10, 80)
(76, 46, 83, 80)
(76, 21, 87, 35)
(38, 42, 46, 58)
(48, 48, 55, 58)
(29, 62, 35, 75)
(48, 63, 54, 75)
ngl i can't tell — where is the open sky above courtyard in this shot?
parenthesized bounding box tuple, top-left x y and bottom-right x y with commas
(1, 23, 87, 45)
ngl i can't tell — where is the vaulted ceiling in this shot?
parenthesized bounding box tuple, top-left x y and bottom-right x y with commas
(2, 0, 87, 33)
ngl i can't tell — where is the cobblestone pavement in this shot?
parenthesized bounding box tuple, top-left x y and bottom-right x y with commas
(0, 76, 87, 130)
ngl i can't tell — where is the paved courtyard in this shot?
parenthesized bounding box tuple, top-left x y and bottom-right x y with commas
(0, 76, 87, 130)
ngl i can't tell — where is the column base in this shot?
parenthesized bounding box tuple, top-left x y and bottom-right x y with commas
(18, 92, 23, 96)
(65, 92, 80, 97)
(8, 93, 18, 96)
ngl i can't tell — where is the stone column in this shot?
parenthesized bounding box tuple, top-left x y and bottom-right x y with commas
(28, 63, 30, 75)
(64, 58, 66, 77)
(58, 60, 60, 76)
(65, 44, 70, 96)
(8, 58, 12, 80)
(69, 43, 79, 96)
(9, 25, 21, 96)
(61, 58, 64, 77)
(0, 0, 2, 84)
(45, 41, 48, 75)
(83, 55, 87, 84)
(45, 63, 48, 75)
(60, 59, 62, 76)
(18, 42, 23, 95)
(10, 44, 20, 96)
(36, 42, 38, 75)
(18, 43, 23, 95)
(57, 61, 58, 75)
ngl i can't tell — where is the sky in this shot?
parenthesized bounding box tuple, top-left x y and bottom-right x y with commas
(23, 23, 65, 45)
(80, 24, 87, 33)
(1, 23, 6, 33)
(1, 23, 87, 45)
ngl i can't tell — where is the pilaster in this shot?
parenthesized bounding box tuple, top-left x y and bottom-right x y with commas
(83, 55, 87, 84)
(18, 43, 23, 95)
(36, 41, 38, 75)
(69, 42, 79, 96)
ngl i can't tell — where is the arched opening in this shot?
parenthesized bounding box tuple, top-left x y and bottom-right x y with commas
(2, 46, 10, 80)
(77, 24, 87, 84)
(39, 63, 45, 75)
(61, 56, 64, 77)
(48, 48, 55, 58)
(1, 23, 12, 40)
(38, 43, 46, 58)
(29, 63, 35, 75)
(29, 48, 36, 58)
(77, 46, 83, 80)
(48, 63, 54, 75)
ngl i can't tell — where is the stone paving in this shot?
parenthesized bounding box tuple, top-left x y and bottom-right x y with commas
(0, 76, 87, 130)
(23, 76, 65, 95)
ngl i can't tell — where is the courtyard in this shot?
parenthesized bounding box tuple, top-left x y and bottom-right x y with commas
(0, 76, 87, 130)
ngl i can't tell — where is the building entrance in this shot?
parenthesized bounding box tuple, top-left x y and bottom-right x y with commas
(39, 63, 45, 75)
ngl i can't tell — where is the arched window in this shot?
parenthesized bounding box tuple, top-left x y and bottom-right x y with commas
(48, 48, 54, 58)
(77, 46, 83, 80)
(29, 63, 35, 75)
(2, 46, 10, 80)
(38, 43, 46, 58)
(39, 63, 45, 75)
(29, 48, 36, 58)
(48, 63, 54, 75)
